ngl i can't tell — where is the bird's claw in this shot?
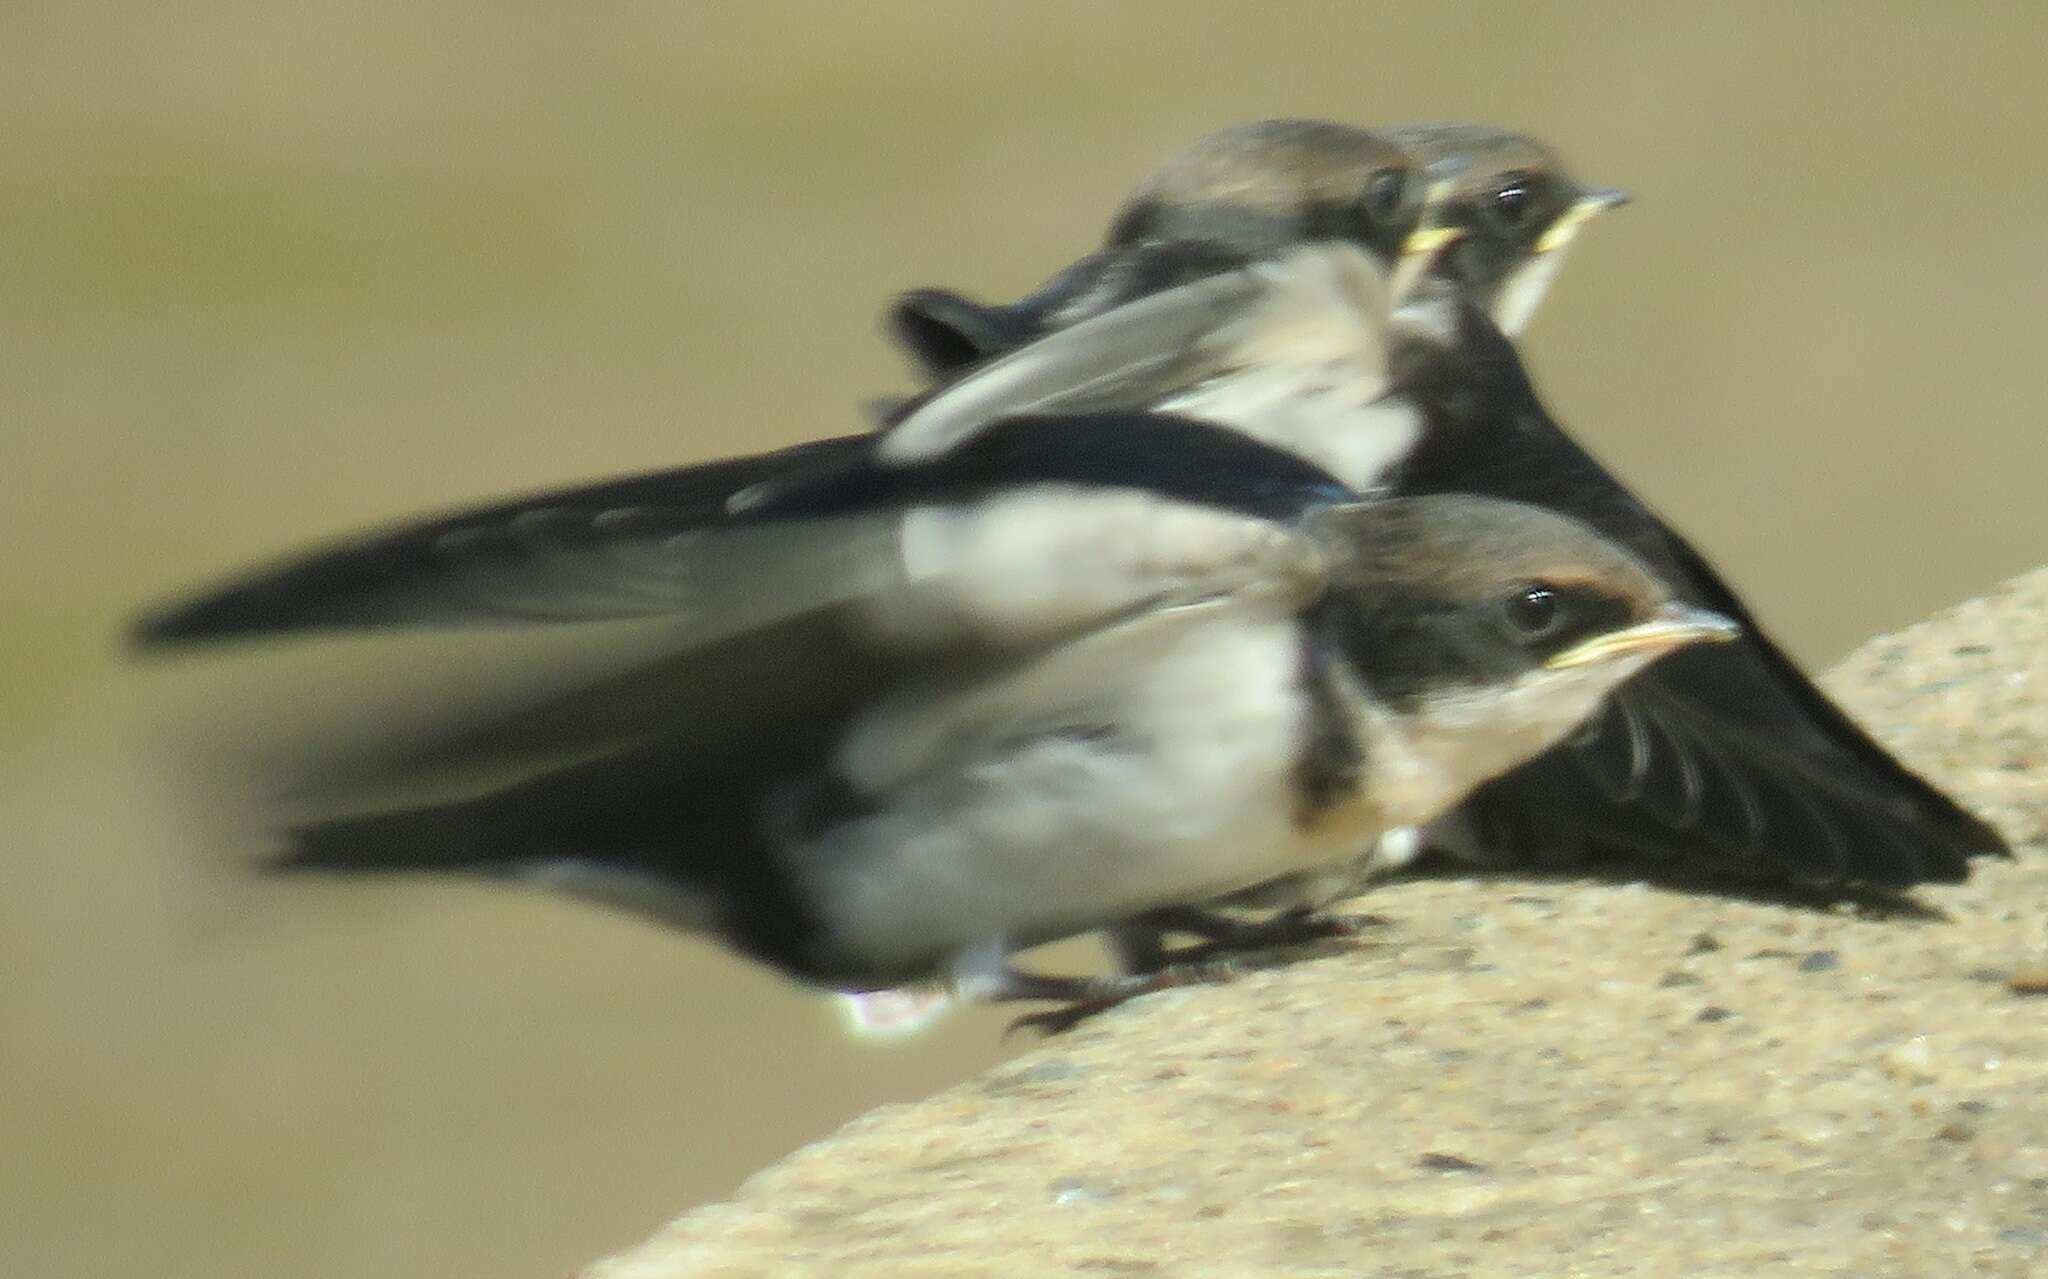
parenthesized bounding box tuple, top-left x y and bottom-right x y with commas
(1002, 959, 1242, 1036)
(1140, 906, 1389, 969)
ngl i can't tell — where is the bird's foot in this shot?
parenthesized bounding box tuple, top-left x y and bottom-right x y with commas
(973, 963, 1243, 1037)
(1130, 904, 1388, 969)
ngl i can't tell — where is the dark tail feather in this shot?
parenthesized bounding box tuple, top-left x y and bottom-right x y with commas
(260, 752, 835, 982)
(888, 287, 1025, 379)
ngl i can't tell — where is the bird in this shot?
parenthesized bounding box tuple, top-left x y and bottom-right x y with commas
(133, 404, 1734, 1028)
(886, 117, 1623, 383)
(1377, 120, 1629, 337)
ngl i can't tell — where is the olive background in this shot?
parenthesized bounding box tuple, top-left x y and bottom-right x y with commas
(3, 6, 2044, 1277)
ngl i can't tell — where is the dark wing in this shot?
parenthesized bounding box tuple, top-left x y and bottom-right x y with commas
(132, 434, 870, 647)
(752, 410, 1353, 524)
(133, 414, 1353, 655)
(1395, 306, 2004, 883)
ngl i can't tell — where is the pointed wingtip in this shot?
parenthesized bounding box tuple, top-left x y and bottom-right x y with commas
(1883, 775, 2012, 874)
(127, 588, 285, 654)
(1939, 804, 2013, 863)
(127, 599, 216, 654)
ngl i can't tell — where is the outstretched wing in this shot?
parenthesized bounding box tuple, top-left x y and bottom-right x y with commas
(131, 435, 872, 646)
(133, 414, 1349, 656)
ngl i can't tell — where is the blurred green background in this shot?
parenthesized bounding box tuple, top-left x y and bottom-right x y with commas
(4, 5, 2045, 1277)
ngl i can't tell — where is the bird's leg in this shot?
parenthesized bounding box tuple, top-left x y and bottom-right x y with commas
(995, 965, 1241, 1036)
(948, 939, 1239, 1036)
(1126, 904, 1388, 969)
(1103, 921, 1173, 975)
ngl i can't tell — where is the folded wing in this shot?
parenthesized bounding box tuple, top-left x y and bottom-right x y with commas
(1392, 307, 2004, 883)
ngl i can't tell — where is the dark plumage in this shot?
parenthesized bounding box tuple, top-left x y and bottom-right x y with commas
(1385, 307, 2003, 881)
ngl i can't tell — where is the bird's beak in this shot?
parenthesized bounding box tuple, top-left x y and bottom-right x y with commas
(1533, 186, 1632, 255)
(1544, 603, 1740, 670)
(1389, 224, 1465, 303)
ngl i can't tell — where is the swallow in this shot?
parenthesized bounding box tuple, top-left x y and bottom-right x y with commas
(131, 406, 1731, 1026)
(887, 117, 1621, 382)
(1379, 121, 1629, 336)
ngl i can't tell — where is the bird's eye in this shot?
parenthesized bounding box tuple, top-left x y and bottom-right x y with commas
(1487, 176, 1538, 231)
(1503, 582, 1564, 639)
(1362, 167, 1409, 223)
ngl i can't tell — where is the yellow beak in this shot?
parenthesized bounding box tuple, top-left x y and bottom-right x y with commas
(1544, 603, 1739, 670)
(1533, 186, 1631, 255)
(1401, 224, 1466, 256)
(1390, 224, 1466, 302)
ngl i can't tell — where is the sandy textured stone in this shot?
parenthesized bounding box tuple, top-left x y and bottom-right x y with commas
(588, 571, 2048, 1279)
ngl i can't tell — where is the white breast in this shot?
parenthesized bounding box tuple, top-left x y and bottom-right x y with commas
(1159, 376, 1422, 494)
(788, 610, 1368, 973)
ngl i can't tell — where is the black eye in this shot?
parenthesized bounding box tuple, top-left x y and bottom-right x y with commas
(1503, 582, 1564, 639)
(1362, 166, 1409, 223)
(1487, 176, 1538, 231)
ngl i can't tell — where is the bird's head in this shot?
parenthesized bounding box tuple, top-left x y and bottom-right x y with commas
(1105, 118, 1428, 274)
(1312, 495, 1735, 810)
(1382, 123, 1628, 335)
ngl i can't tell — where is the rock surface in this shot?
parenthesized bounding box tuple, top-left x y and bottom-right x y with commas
(587, 571, 2048, 1279)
